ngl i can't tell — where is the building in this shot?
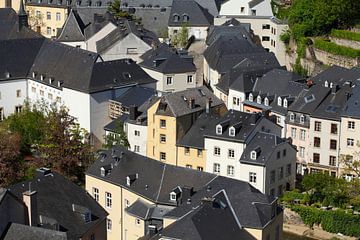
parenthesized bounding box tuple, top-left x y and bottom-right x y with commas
(86, 146, 284, 240)
(219, 0, 273, 17)
(146, 86, 226, 165)
(1, 167, 108, 240)
(168, 0, 213, 40)
(140, 43, 197, 92)
(0, 0, 21, 11)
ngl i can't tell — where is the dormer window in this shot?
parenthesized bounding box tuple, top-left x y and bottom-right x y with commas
(249, 93, 253, 102)
(330, 82, 333, 88)
(325, 81, 329, 87)
(101, 168, 105, 177)
(170, 192, 177, 201)
(250, 151, 257, 160)
(300, 115, 305, 124)
(264, 97, 269, 106)
(277, 97, 282, 106)
(126, 176, 131, 186)
(256, 95, 261, 104)
(49, 78, 53, 84)
(229, 127, 235, 137)
(216, 125, 222, 135)
(290, 113, 295, 122)
(283, 98, 288, 108)
(32, 72, 36, 78)
(183, 14, 189, 22)
(173, 14, 180, 22)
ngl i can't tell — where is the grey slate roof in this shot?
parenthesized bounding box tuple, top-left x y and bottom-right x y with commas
(57, 10, 86, 42)
(155, 86, 224, 117)
(206, 20, 251, 46)
(140, 43, 196, 74)
(26, 0, 112, 9)
(114, 85, 157, 108)
(96, 20, 160, 54)
(3, 223, 67, 240)
(249, 0, 265, 8)
(87, 146, 279, 230)
(126, 199, 154, 219)
(8, 170, 108, 240)
(342, 83, 360, 119)
(168, 0, 213, 26)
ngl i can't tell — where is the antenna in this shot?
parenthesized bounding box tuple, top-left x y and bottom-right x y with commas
(28, 182, 32, 192)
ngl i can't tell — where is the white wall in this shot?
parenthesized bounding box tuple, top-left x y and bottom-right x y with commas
(0, 79, 27, 118)
(227, 89, 246, 111)
(126, 122, 147, 156)
(27, 79, 63, 107)
(168, 26, 209, 40)
(86, 22, 117, 52)
(219, 0, 273, 17)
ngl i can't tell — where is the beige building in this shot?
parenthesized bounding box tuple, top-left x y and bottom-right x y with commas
(0, 0, 21, 11)
(86, 146, 284, 240)
(146, 87, 225, 166)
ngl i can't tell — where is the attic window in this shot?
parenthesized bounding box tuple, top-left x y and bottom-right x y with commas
(216, 125, 222, 135)
(66, 0, 71, 5)
(304, 94, 315, 103)
(183, 14, 189, 22)
(248, 93, 253, 102)
(126, 176, 131, 186)
(300, 115, 305, 124)
(160, 7, 166, 12)
(283, 98, 288, 108)
(84, 211, 91, 223)
(325, 81, 329, 87)
(250, 150, 257, 160)
(40, 74, 45, 81)
(256, 95, 261, 104)
(122, 2, 128, 6)
(277, 96, 282, 106)
(170, 192, 176, 201)
(264, 97, 269, 106)
(76, 0, 81, 5)
(95, 0, 101, 6)
(123, 72, 131, 79)
(289, 113, 295, 122)
(173, 14, 180, 22)
(229, 127, 235, 137)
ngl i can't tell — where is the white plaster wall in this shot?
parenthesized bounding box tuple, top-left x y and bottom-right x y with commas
(219, 0, 273, 17)
(0, 79, 27, 118)
(126, 122, 147, 156)
(27, 79, 63, 107)
(86, 22, 117, 52)
(168, 26, 209, 40)
(238, 163, 265, 192)
(203, 58, 221, 89)
(227, 89, 246, 111)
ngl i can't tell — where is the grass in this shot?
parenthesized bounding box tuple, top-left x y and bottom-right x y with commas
(331, 29, 360, 42)
(314, 39, 360, 58)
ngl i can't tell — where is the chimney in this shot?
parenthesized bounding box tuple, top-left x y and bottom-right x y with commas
(18, 0, 29, 29)
(306, 79, 314, 88)
(206, 98, 212, 114)
(23, 190, 38, 226)
(201, 197, 214, 206)
(188, 97, 195, 109)
(331, 84, 340, 94)
(148, 225, 158, 237)
(129, 105, 138, 120)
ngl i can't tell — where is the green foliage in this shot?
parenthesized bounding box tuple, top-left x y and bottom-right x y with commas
(280, 190, 304, 203)
(280, 30, 291, 45)
(171, 23, 189, 49)
(331, 29, 360, 42)
(108, 0, 138, 21)
(290, 205, 360, 236)
(293, 58, 308, 77)
(314, 39, 360, 58)
(103, 120, 130, 149)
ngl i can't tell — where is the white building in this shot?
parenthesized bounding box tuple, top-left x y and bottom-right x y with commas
(219, 0, 273, 17)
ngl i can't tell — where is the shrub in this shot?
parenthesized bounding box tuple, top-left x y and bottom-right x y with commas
(331, 29, 360, 42)
(280, 30, 291, 44)
(280, 190, 304, 203)
(314, 39, 360, 58)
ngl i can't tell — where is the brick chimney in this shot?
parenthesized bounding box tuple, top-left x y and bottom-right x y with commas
(23, 190, 38, 226)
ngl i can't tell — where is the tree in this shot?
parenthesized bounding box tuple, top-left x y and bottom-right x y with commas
(0, 127, 22, 187)
(103, 120, 130, 149)
(340, 143, 360, 178)
(171, 23, 189, 49)
(108, 0, 136, 21)
(37, 106, 93, 183)
(27, 9, 46, 33)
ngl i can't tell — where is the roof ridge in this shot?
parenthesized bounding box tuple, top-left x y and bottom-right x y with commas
(155, 164, 166, 202)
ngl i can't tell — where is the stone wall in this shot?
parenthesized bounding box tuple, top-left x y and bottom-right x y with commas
(313, 48, 360, 69)
(330, 37, 360, 50)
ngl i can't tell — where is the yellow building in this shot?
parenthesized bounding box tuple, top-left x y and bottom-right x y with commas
(0, 0, 21, 11)
(86, 146, 284, 240)
(146, 86, 226, 166)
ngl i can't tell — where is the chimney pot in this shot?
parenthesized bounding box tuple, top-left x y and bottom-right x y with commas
(23, 190, 38, 226)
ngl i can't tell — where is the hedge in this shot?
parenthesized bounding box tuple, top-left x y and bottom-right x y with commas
(331, 29, 360, 42)
(314, 39, 360, 58)
(290, 205, 360, 237)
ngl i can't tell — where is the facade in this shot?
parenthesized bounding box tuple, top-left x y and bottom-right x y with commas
(219, 0, 273, 17)
(86, 146, 284, 240)
(0, 0, 21, 11)
(146, 87, 225, 165)
(140, 43, 197, 93)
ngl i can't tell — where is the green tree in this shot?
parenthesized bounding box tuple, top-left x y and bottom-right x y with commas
(171, 23, 189, 49)
(108, 0, 137, 21)
(103, 120, 130, 149)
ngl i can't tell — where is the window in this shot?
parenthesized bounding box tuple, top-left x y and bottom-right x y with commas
(125, 199, 130, 207)
(330, 139, 337, 150)
(278, 167, 284, 180)
(283, 149, 287, 157)
(277, 97, 282, 106)
(105, 192, 112, 208)
(56, 12, 61, 21)
(300, 129, 306, 140)
(240, 7, 244, 12)
(15, 105, 22, 114)
(134, 145, 140, 152)
(36, 10, 41, 17)
(16, 89, 21, 98)
(251, 9, 256, 15)
(314, 137, 321, 148)
(291, 128, 296, 138)
(216, 125, 222, 135)
(92, 187, 99, 202)
(107, 219, 112, 231)
(257, 95, 261, 104)
(126, 48, 138, 54)
(134, 130, 140, 136)
(229, 127, 235, 136)
(184, 147, 190, 155)
(329, 156, 336, 166)
(213, 163, 220, 174)
(160, 134, 166, 143)
(262, 24, 270, 29)
(160, 152, 166, 161)
(313, 153, 320, 163)
(286, 164, 292, 176)
(228, 149, 235, 158)
(197, 149, 203, 157)
(348, 121, 355, 130)
(277, 151, 280, 159)
(283, 99, 288, 108)
(248, 93, 253, 101)
(276, 116, 281, 124)
(186, 164, 192, 169)
(197, 166, 203, 171)
(270, 170, 276, 184)
(214, 147, 220, 156)
(135, 218, 141, 225)
(314, 121, 321, 131)
(249, 172, 257, 183)
(166, 76, 173, 85)
(299, 147, 305, 158)
(330, 124, 338, 134)
(227, 165, 234, 176)
(347, 138, 354, 147)
(262, 36, 270, 41)
(46, 11, 51, 19)
(32, 87, 36, 93)
(40, 90, 44, 96)
(48, 93, 53, 100)
(251, 151, 257, 160)
(187, 75, 193, 83)
(290, 113, 295, 122)
(264, 98, 269, 106)
(0, 108, 3, 121)
(300, 115, 305, 124)
(160, 119, 166, 128)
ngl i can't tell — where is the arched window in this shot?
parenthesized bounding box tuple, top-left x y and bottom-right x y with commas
(249, 93, 253, 102)
(216, 125, 222, 135)
(264, 97, 269, 106)
(300, 115, 305, 124)
(277, 96, 282, 106)
(173, 14, 180, 22)
(257, 95, 261, 104)
(283, 98, 288, 108)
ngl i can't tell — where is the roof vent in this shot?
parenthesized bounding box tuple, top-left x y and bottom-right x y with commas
(49, 77, 53, 84)
(5, 72, 10, 78)
(126, 173, 138, 186)
(32, 72, 37, 78)
(36, 167, 52, 178)
(100, 165, 112, 177)
(40, 74, 45, 81)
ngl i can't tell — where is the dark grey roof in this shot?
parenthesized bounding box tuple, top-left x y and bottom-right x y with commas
(312, 65, 360, 85)
(249, 0, 265, 8)
(8, 170, 108, 240)
(125, 199, 154, 220)
(96, 20, 160, 54)
(240, 132, 291, 166)
(204, 110, 279, 143)
(168, 0, 213, 26)
(3, 223, 67, 240)
(177, 112, 223, 149)
(342, 83, 360, 119)
(57, 10, 86, 42)
(104, 115, 129, 131)
(26, 0, 112, 9)
(87, 146, 279, 230)
(140, 43, 196, 74)
(0, 8, 41, 40)
(155, 86, 224, 117)
(206, 21, 251, 46)
(114, 86, 157, 108)
(79, 10, 115, 39)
